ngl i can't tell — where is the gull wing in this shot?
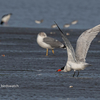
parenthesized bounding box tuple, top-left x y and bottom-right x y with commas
(55, 22, 76, 62)
(75, 24, 100, 62)
(2, 13, 12, 18)
(43, 37, 63, 48)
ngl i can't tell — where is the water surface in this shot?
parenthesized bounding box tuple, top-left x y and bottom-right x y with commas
(0, 28, 100, 99)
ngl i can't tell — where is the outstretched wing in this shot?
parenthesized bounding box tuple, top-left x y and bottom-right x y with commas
(55, 22, 76, 62)
(75, 24, 100, 62)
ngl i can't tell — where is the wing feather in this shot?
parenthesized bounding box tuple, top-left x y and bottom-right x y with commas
(55, 22, 76, 62)
(43, 37, 63, 48)
(75, 24, 100, 62)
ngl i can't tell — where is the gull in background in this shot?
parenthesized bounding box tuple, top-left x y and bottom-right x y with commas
(37, 32, 66, 56)
(1, 13, 12, 25)
(35, 19, 43, 24)
(71, 20, 78, 25)
(55, 22, 100, 77)
(63, 24, 70, 28)
(64, 20, 78, 28)
(51, 24, 57, 28)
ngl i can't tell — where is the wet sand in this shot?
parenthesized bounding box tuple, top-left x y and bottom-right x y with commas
(0, 27, 100, 100)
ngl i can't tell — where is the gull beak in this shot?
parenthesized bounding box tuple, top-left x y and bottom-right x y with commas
(56, 69, 61, 72)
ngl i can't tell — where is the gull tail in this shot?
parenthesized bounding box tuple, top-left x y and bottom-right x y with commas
(85, 63, 92, 67)
(88, 64, 92, 66)
(1, 21, 4, 25)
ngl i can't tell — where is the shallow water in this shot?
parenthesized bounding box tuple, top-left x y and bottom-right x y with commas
(0, 28, 100, 99)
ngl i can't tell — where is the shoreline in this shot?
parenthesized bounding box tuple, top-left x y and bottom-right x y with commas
(0, 26, 85, 34)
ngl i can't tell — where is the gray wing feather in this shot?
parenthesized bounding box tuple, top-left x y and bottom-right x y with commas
(75, 24, 100, 62)
(43, 37, 63, 48)
(55, 22, 76, 62)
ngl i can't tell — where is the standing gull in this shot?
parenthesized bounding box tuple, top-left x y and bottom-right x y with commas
(55, 22, 100, 77)
(1, 13, 12, 25)
(37, 32, 66, 56)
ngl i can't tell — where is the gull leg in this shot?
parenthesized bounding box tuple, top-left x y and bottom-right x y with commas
(5, 22, 7, 25)
(73, 71, 76, 77)
(77, 71, 79, 77)
(5, 22, 8, 25)
(52, 49, 54, 54)
(46, 49, 48, 56)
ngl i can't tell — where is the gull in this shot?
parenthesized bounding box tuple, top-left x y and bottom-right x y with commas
(63, 24, 70, 28)
(51, 24, 57, 28)
(37, 32, 66, 56)
(71, 20, 78, 25)
(64, 20, 78, 28)
(35, 19, 43, 24)
(1, 13, 12, 25)
(55, 22, 100, 77)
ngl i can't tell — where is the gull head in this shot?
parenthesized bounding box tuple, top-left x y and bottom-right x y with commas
(9, 13, 12, 15)
(56, 66, 64, 72)
(38, 32, 47, 38)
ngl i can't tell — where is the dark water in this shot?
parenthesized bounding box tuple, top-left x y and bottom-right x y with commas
(0, 27, 100, 100)
(0, 0, 100, 29)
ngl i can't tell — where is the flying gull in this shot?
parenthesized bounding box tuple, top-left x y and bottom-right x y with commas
(1, 13, 12, 25)
(55, 22, 100, 77)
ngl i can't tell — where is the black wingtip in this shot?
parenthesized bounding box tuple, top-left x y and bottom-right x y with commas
(62, 45, 66, 49)
(0, 21, 4, 25)
(9, 13, 12, 16)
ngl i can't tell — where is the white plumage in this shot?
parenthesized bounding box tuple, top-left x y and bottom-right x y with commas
(37, 32, 66, 56)
(1, 13, 12, 25)
(56, 22, 100, 77)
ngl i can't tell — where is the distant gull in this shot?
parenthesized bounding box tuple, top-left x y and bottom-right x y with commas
(71, 20, 78, 25)
(66, 33, 70, 36)
(64, 20, 78, 28)
(51, 24, 57, 28)
(35, 19, 43, 24)
(50, 32, 56, 34)
(55, 22, 100, 77)
(63, 24, 70, 28)
(1, 13, 12, 25)
(37, 32, 66, 56)
(69, 86, 73, 88)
